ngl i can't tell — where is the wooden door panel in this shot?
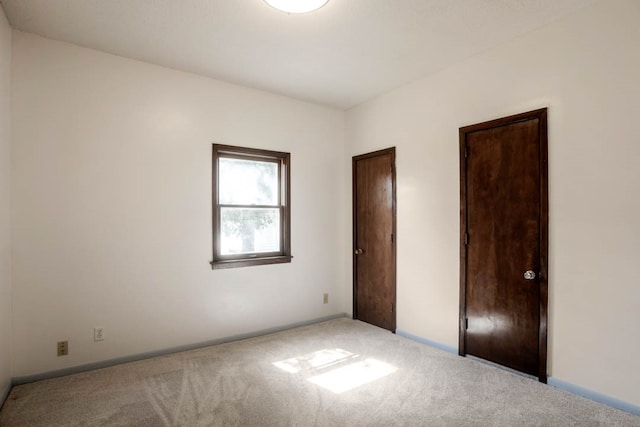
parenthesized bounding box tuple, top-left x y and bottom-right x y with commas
(466, 119, 540, 374)
(460, 109, 548, 381)
(353, 148, 396, 332)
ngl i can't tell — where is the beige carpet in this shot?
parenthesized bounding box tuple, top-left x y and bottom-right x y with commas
(1, 318, 639, 426)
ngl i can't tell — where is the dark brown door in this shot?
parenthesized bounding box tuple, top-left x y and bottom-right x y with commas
(459, 109, 548, 382)
(353, 148, 396, 332)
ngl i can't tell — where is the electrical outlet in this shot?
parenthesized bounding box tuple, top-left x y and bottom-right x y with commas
(57, 341, 68, 356)
(323, 293, 329, 304)
(94, 328, 104, 342)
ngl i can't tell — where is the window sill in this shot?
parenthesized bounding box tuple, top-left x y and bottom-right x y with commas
(210, 255, 292, 270)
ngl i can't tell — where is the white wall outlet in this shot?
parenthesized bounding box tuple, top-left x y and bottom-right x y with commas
(94, 327, 104, 342)
(323, 293, 329, 304)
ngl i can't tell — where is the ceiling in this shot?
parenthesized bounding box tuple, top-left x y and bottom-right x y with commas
(1, 0, 594, 109)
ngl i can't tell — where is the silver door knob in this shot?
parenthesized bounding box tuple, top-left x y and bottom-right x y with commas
(354, 248, 364, 255)
(524, 270, 536, 280)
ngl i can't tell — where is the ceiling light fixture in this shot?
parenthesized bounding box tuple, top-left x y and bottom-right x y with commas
(264, 0, 329, 14)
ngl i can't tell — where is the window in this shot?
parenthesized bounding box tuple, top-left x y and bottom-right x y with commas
(211, 144, 291, 269)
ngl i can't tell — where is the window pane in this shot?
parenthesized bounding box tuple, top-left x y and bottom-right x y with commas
(219, 158, 278, 205)
(220, 208, 280, 255)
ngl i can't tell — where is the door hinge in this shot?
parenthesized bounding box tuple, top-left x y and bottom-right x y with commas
(465, 318, 469, 330)
(391, 233, 394, 243)
(464, 232, 468, 245)
(465, 145, 468, 158)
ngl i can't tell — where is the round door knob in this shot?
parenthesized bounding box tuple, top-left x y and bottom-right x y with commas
(524, 270, 536, 280)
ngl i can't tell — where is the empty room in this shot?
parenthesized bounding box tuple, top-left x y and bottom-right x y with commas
(0, 0, 639, 425)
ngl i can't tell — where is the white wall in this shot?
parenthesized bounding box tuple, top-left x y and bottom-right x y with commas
(11, 31, 347, 377)
(0, 6, 12, 400)
(345, 0, 640, 406)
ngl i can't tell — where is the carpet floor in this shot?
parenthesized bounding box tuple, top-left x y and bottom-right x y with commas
(1, 318, 638, 426)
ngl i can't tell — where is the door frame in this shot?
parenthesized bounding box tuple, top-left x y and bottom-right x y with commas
(352, 147, 397, 331)
(458, 109, 548, 382)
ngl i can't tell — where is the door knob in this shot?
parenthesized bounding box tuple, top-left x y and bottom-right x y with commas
(524, 270, 536, 280)
(354, 248, 364, 255)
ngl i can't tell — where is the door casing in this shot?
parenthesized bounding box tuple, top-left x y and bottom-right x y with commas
(459, 109, 549, 382)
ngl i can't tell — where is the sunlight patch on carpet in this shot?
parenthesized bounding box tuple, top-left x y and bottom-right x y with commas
(307, 358, 397, 394)
(273, 348, 356, 374)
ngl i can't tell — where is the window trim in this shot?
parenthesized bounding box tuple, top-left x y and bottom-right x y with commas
(211, 144, 291, 269)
